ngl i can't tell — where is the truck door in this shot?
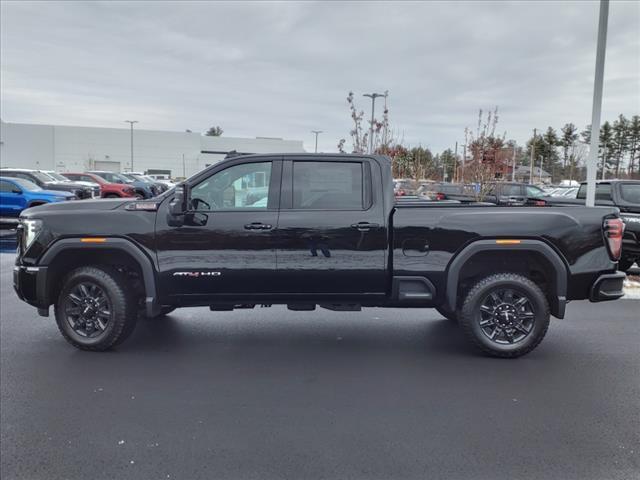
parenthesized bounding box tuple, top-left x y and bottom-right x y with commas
(273, 158, 388, 295)
(155, 159, 281, 299)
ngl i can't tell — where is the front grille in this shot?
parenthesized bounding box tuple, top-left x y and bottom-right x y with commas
(76, 188, 92, 199)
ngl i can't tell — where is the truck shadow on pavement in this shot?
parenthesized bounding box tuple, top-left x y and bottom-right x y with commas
(120, 311, 478, 358)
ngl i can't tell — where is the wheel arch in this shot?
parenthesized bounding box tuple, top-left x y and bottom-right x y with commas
(39, 237, 160, 317)
(27, 200, 49, 208)
(445, 239, 568, 319)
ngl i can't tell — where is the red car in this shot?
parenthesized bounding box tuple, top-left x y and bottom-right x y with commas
(62, 172, 136, 198)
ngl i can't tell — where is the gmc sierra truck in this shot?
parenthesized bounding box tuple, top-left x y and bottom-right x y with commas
(13, 154, 626, 358)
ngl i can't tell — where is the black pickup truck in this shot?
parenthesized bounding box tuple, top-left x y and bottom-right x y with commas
(539, 180, 640, 272)
(13, 154, 626, 358)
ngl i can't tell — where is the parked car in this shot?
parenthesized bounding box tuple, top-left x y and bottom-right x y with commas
(446, 182, 547, 206)
(393, 178, 417, 196)
(147, 174, 175, 187)
(87, 171, 151, 199)
(538, 180, 640, 272)
(0, 168, 93, 199)
(129, 172, 170, 193)
(118, 173, 159, 198)
(1, 176, 74, 220)
(39, 170, 101, 198)
(63, 172, 136, 198)
(13, 154, 624, 358)
(416, 182, 475, 201)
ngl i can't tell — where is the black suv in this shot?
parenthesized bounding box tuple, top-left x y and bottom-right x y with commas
(0, 169, 93, 199)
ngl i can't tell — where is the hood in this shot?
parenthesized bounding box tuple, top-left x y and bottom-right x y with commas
(21, 198, 132, 217)
(43, 181, 90, 190)
(38, 189, 76, 198)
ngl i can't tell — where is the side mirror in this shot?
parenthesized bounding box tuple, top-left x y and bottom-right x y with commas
(167, 182, 189, 227)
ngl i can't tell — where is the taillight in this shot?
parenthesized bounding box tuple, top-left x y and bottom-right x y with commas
(533, 200, 546, 206)
(603, 217, 624, 261)
(397, 189, 406, 196)
(436, 193, 446, 201)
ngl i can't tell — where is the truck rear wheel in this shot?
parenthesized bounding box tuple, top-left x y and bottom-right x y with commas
(459, 273, 550, 358)
(54, 266, 137, 351)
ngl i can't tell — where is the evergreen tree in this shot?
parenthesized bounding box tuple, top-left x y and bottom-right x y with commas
(611, 115, 629, 177)
(627, 115, 640, 178)
(560, 123, 578, 168)
(599, 121, 615, 178)
(542, 127, 560, 181)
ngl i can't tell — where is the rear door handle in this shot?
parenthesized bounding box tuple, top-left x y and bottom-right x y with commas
(351, 222, 380, 232)
(244, 222, 272, 230)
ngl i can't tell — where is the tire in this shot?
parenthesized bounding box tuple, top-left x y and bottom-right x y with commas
(617, 257, 636, 273)
(54, 266, 138, 351)
(459, 273, 550, 358)
(105, 193, 120, 198)
(435, 305, 458, 323)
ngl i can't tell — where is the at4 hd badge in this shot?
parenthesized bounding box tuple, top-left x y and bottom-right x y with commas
(173, 271, 222, 278)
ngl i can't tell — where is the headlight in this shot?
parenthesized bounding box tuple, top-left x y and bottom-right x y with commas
(21, 219, 43, 250)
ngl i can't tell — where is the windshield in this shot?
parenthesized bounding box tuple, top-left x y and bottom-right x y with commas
(46, 172, 69, 182)
(119, 173, 137, 183)
(29, 171, 55, 183)
(10, 177, 42, 191)
(94, 172, 128, 183)
(129, 174, 149, 183)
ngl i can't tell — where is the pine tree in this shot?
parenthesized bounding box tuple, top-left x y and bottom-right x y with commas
(626, 115, 640, 178)
(599, 121, 615, 178)
(542, 127, 560, 182)
(560, 123, 578, 169)
(611, 115, 629, 177)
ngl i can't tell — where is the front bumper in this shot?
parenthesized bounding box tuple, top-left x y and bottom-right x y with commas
(13, 265, 50, 315)
(589, 272, 625, 302)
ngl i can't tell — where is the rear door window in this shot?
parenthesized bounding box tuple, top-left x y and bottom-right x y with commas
(619, 184, 640, 204)
(502, 185, 523, 196)
(292, 161, 366, 210)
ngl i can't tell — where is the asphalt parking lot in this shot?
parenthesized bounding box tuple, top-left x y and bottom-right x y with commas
(0, 253, 638, 480)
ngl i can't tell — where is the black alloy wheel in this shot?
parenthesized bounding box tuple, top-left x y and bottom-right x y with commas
(459, 273, 550, 358)
(63, 282, 112, 338)
(55, 266, 137, 351)
(477, 288, 535, 345)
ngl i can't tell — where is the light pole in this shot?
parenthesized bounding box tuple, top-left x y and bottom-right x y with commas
(585, 0, 609, 207)
(363, 93, 384, 154)
(311, 130, 322, 153)
(124, 120, 138, 171)
(539, 155, 544, 184)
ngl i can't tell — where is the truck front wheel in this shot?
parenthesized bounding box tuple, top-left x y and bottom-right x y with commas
(459, 273, 550, 358)
(54, 266, 138, 351)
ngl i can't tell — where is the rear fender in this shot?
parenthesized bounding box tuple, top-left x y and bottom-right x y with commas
(445, 239, 568, 318)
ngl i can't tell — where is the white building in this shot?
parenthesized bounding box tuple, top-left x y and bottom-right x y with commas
(0, 121, 305, 178)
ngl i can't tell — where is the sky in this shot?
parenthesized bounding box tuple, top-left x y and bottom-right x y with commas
(1, 0, 639, 154)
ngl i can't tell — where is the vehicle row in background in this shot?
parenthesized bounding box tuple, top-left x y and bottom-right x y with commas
(538, 180, 640, 272)
(0, 167, 176, 222)
(0, 176, 75, 222)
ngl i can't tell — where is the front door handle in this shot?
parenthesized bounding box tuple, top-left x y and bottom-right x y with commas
(244, 222, 272, 230)
(351, 222, 380, 232)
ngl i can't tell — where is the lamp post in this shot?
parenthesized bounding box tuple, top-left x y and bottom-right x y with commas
(311, 130, 322, 153)
(585, 0, 609, 207)
(124, 120, 138, 171)
(363, 93, 384, 154)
